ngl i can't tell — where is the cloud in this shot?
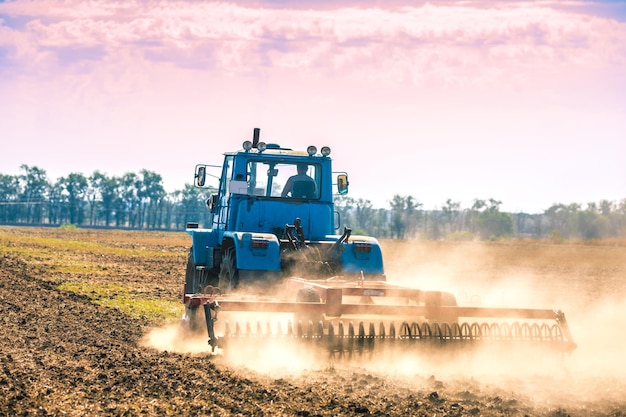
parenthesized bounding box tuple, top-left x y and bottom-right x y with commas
(1, 1, 625, 87)
(1, 1, 624, 212)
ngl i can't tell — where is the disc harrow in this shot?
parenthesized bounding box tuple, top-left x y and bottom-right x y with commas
(182, 277, 577, 356)
(212, 318, 574, 355)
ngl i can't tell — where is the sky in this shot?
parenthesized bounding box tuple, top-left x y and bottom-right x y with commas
(1, 0, 625, 214)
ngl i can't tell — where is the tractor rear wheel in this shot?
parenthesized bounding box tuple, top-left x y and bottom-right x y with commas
(185, 248, 219, 294)
(184, 249, 197, 293)
(219, 248, 239, 293)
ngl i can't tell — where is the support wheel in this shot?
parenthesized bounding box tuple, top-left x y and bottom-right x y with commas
(219, 247, 239, 293)
(182, 305, 205, 335)
(295, 287, 324, 327)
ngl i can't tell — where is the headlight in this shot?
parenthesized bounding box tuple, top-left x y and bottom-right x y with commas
(321, 146, 331, 156)
(242, 140, 252, 151)
(307, 145, 317, 156)
(257, 142, 267, 152)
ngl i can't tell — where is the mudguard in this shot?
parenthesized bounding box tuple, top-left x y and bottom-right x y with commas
(340, 236, 384, 275)
(187, 228, 219, 267)
(223, 231, 281, 271)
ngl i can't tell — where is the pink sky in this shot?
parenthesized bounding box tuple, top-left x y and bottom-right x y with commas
(1, 0, 625, 213)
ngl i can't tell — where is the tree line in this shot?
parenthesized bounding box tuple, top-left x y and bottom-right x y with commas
(336, 196, 626, 241)
(1, 165, 624, 240)
(0, 165, 213, 230)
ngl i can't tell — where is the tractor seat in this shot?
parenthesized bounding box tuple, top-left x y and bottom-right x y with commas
(292, 180, 316, 198)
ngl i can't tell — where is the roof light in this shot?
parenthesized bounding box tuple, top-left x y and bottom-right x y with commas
(242, 140, 253, 151)
(307, 145, 317, 156)
(257, 142, 267, 152)
(321, 146, 331, 156)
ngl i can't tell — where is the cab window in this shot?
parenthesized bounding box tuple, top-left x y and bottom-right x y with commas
(246, 161, 319, 199)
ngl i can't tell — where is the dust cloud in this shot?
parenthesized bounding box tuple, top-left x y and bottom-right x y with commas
(143, 239, 626, 407)
(378, 239, 626, 403)
(141, 315, 332, 380)
(141, 324, 210, 355)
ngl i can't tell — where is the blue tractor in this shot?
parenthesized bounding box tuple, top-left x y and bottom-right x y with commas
(184, 128, 384, 297)
(182, 128, 391, 341)
(181, 129, 576, 356)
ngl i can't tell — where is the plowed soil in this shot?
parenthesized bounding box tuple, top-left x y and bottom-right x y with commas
(1, 227, 626, 416)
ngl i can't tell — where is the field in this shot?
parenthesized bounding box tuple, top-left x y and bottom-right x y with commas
(1, 226, 626, 416)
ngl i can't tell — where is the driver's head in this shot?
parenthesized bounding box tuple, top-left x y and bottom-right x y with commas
(297, 164, 308, 174)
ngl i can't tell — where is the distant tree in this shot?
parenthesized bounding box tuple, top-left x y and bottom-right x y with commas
(512, 212, 540, 237)
(476, 210, 513, 239)
(0, 174, 20, 222)
(161, 191, 180, 229)
(468, 198, 513, 239)
(599, 200, 613, 216)
(464, 199, 483, 233)
(405, 196, 422, 237)
(19, 165, 49, 223)
(180, 183, 214, 228)
(425, 210, 443, 240)
(117, 173, 139, 227)
(389, 195, 407, 239)
(333, 195, 354, 231)
(576, 203, 608, 239)
(47, 181, 63, 224)
(59, 173, 88, 225)
(442, 199, 461, 235)
(389, 195, 422, 239)
(98, 174, 120, 227)
(545, 203, 580, 238)
(591, 199, 626, 238)
(354, 198, 375, 234)
(371, 208, 390, 238)
(87, 171, 106, 226)
(137, 169, 165, 229)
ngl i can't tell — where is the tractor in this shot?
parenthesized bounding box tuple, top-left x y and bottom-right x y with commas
(181, 129, 576, 356)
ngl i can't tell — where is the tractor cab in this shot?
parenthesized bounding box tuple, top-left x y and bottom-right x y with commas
(194, 133, 349, 242)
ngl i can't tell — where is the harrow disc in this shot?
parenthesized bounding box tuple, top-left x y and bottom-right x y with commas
(213, 318, 575, 356)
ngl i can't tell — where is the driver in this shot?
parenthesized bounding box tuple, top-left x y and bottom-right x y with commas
(281, 164, 317, 198)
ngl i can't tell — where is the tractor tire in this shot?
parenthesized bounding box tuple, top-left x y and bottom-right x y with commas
(185, 248, 219, 294)
(182, 304, 205, 335)
(218, 247, 239, 294)
(184, 249, 197, 294)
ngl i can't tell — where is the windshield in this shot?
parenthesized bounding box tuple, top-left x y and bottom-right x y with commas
(246, 161, 319, 199)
